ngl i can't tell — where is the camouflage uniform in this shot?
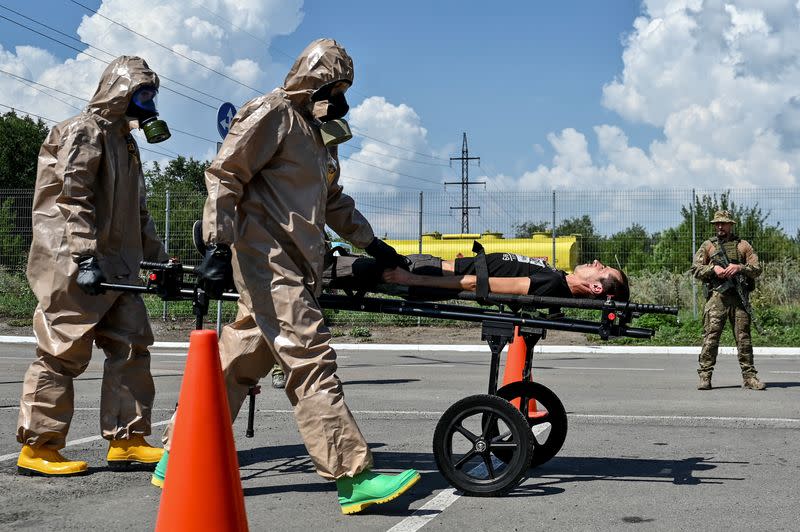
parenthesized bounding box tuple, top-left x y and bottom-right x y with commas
(692, 226, 762, 382)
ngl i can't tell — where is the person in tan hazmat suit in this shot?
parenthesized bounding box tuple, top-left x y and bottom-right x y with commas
(152, 39, 421, 514)
(16, 56, 171, 476)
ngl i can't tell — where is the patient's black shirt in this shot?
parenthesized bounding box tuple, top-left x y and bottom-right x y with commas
(453, 253, 571, 297)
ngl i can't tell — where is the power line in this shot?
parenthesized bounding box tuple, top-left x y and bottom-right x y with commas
(69, 0, 263, 95)
(343, 157, 443, 186)
(0, 68, 85, 103)
(351, 127, 448, 161)
(0, 69, 218, 145)
(355, 202, 423, 215)
(0, 11, 219, 110)
(0, 69, 83, 111)
(0, 101, 178, 159)
(476, 160, 523, 233)
(188, 0, 378, 102)
(3, 4, 446, 168)
(339, 175, 421, 191)
(191, 0, 296, 63)
(339, 142, 450, 167)
(356, 201, 453, 218)
(0, 2, 226, 105)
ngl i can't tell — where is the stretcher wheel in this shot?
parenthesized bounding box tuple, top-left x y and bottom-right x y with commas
(433, 394, 533, 496)
(493, 381, 568, 467)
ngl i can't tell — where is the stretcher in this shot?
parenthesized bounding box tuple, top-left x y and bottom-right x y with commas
(102, 258, 678, 496)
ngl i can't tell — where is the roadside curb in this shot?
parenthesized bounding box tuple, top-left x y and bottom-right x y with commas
(1, 335, 798, 355)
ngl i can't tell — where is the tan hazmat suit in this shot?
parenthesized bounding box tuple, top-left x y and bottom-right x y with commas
(175, 39, 375, 479)
(17, 56, 168, 450)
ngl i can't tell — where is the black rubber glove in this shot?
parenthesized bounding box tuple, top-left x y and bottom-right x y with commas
(365, 238, 409, 270)
(195, 243, 233, 298)
(76, 256, 106, 295)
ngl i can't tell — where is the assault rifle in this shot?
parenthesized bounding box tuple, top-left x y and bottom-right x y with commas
(709, 247, 764, 335)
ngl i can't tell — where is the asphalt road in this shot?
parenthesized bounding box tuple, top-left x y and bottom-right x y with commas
(0, 340, 798, 531)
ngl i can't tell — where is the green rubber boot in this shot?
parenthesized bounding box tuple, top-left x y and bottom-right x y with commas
(337, 469, 421, 515)
(151, 450, 169, 488)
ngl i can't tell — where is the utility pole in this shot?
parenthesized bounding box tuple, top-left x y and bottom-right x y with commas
(446, 132, 483, 233)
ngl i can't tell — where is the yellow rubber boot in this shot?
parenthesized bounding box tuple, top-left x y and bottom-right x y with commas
(17, 445, 88, 477)
(107, 435, 164, 470)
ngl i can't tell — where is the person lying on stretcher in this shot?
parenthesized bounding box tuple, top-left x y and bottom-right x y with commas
(325, 251, 629, 301)
(382, 253, 630, 301)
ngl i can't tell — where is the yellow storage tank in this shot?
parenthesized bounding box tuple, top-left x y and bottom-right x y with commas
(383, 231, 579, 272)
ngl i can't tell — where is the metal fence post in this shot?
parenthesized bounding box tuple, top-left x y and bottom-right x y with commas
(552, 190, 557, 268)
(418, 191, 423, 326)
(162, 188, 170, 321)
(691, 188, 697, 318)
(418, 191, 423, 254)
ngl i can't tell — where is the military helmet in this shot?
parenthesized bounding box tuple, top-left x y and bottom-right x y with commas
(710, 210, 736, 224)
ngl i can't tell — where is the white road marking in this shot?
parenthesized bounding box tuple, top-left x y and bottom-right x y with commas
(571, 414, 800, 428)
(0, 419, 172, 463)
(770, 370, 800, 374)
(392, 364, 455, 368)
(387, 457, 504, 532)
(2, 338, 800, 355)
(544, 366, 663, 371)
(387, 488, 461, 532)
(0, 407, 176, 412)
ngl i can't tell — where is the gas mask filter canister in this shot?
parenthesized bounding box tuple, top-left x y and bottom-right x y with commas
(127, 86, 171, 144)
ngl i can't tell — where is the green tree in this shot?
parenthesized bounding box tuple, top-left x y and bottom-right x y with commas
(652, 191, 799, 272)
(513, 220, 549, 237)
(602, 223, 656, 273)
(557, 214, 603, 264)
(145, 156, 210, 194)
(144, 157, 211, 262)
(0, 198, 24, 268)
(0, 111, 50, 188)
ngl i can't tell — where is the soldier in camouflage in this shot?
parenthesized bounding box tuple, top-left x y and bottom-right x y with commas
(692, 210, 766, 391)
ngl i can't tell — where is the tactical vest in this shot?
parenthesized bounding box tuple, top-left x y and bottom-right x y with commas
(711, 236, 742, 263)
(705, 235, 755, 296)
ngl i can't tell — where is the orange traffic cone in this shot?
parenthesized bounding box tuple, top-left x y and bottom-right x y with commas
(501, 327, 541, 417)
(155, 330, 249, 532)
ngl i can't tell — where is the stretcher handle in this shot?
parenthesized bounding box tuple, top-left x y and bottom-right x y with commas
(99, 282, 240, 301)
(139, 260, 197, 274)
(453, 291, 679, 315)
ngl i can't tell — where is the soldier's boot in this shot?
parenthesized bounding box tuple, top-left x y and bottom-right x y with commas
(697, 375, 712, 390)
(17, 444, 88, 477)
(742, 375, 766, 390)
(107, 435, 164, 470)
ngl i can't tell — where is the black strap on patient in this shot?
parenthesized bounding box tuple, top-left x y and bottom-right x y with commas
(472, 241, 490, 303)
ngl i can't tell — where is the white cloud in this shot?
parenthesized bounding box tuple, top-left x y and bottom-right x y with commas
(5, 0, 800, 199)
(479, 0, 800, 192)
(341, 96, 445, 192)
(184, 16, 225, 44)
(0, 0, 303, 164)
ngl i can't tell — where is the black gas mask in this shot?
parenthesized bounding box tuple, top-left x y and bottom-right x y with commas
(126, 85, 171, 143)
(311, 81, 353, 146)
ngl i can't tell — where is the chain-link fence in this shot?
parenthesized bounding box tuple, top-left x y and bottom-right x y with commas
(2, 188, 799, 324)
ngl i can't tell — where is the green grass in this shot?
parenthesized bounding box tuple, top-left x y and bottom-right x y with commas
(0, 269, 36, 318)
(602, 306, 800, 346)
(1, 268, 798, 347)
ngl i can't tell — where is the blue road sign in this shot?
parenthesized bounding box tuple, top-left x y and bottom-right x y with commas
(216, 102, 237, 139)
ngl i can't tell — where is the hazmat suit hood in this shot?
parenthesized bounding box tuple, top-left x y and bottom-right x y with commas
(283, 38, 354, 106)
(87, 56, 160, 122)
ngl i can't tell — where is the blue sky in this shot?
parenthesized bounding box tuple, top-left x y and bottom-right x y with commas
(2, 0, 800, 196)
